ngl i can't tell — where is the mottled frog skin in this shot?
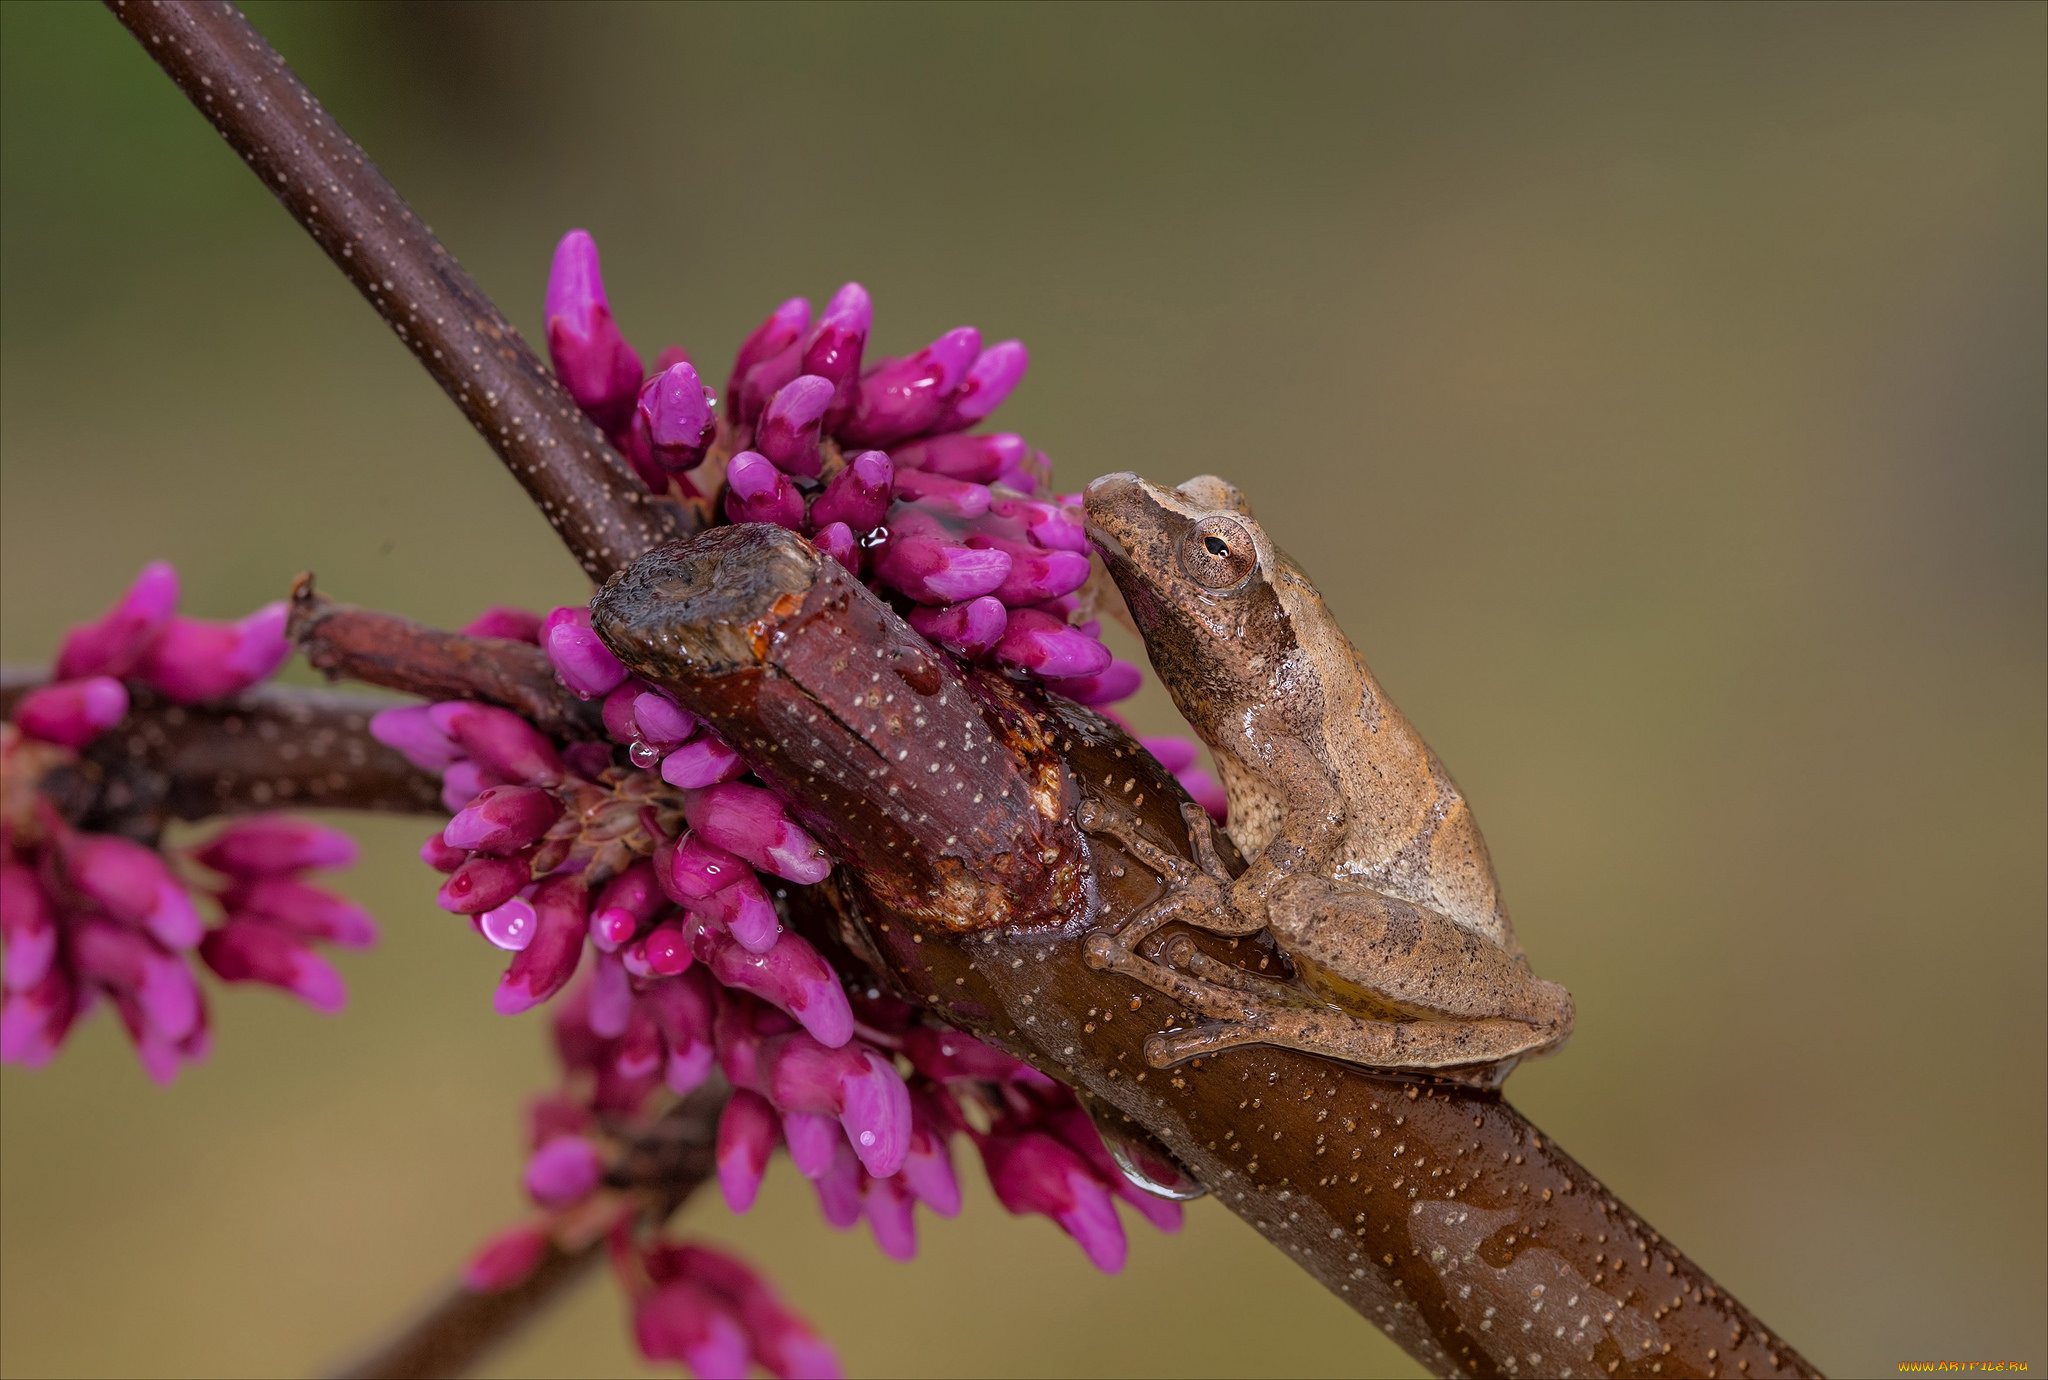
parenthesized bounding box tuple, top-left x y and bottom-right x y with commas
(1078, 472, 1572, 1084)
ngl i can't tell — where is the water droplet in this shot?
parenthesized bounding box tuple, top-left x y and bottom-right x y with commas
(481, 898, 537, 952)
(859, 1130, 876, 1147)
(629, 741, 664, 769)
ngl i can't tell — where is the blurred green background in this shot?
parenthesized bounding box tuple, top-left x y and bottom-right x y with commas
(2, 2, 2042, 1376)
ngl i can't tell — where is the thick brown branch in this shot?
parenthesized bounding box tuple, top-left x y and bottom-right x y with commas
(104, 0, 685, 581)
(288, 575, 603, 741)
(329, 1084, 727, 1380)
(595, 527, 1818, 1380)
(5, 667, 443, 839)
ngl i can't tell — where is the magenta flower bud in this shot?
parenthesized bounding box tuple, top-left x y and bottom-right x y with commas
(615, 413, 674, 495)
(724, 451, 806, 530)
(760, 1037, 911, 1178)
(479, 896, 537, 952)
(666, 1035, 716, 1096)
(811, 520, 858, 572)
(874, 531, 1012, 605)
(634, 1281, 751, 1380)
(1179, 766, 1228, 823)
(138, 603, 291, 703)
(55, 560, 179, 680)
(840, 326, 981, 448)
(811, 1139, 865, 1230)
(800, 282, 871, 428)
(1140, 736, 1200, 774)
(980, 1130, 1128, 1273)
(1048, 657, 1144, 707)
(684, 782, 831, 884)
(670, 1247, 844, 1380)
(461, 606, 543, 643)
(420, 830, 467, 874)
(994, 447, 1051, 496)
(1047, 1100, 1184, 1233)
(13, 677, 128, 749)
(545, 230, 645, 435)
(195, 814, 357, 878)
(863, 1171, 918, 1262)
(756, 374, 834, 478)
(461, 1223, 549, 1293)
(198, 920, 345, 1014)
(781, 1110, 841, 1179)
(222, 877, 378, 948)
(633, 690, 698, 747)
(994, 608, 1113, 680)
(965, 533, 1090, 606)
(590, 860, 662, 951)
(615, 1007, 664, 1080)
(934, 339, 1028, 431)
(989, 492, 1090, 552)
(443, 784, 562, 856)
(0, 865, 58, 993)
(72, 920, 200, 1039)
(660, 734, 746, 790)
(370, 705, 464, 772)
(436, 851, 531, 915)
(55, 829, 202, 948)
(429, 700, 566, 786)
(643, 966, 714, 1047)
(902, 1107, 962, 1218)
(0, 969, 81, 1068)
(524, 1133, 604, 1206)
(807, 449, 893, 534)
(637, 361, 717, 473)
(439, 760, 499, 815)
(542, 606, 629, 700)
(660, 832, 750, 903)
(694, 926, 852, 1048)
(600, 682, 644, 745)
(890, 431, 1026, 484)
(688, 867, 779, 955)
(901, 1026, 1048, 1085)
(494, 876, 587, 1015)
(718, 1088, 780, 1212)
(643, 921, 693, 977)
(892, 469, 992, 518)
(725, 296, 811, 421)
(906, 596, 1008, 661)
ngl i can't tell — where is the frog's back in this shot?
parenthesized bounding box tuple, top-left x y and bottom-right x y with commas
(1276, 557, 1520, 956)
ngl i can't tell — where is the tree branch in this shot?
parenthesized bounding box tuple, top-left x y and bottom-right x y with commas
(596, 527, 1819, 1380)
(103, 0, 687, 582)
(287, 575, 604, 741)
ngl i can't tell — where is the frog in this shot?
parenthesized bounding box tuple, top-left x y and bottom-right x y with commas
(1076, 471, 1573, 1086)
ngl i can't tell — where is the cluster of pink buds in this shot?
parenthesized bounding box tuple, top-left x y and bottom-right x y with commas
(2, 563, 367, 1082)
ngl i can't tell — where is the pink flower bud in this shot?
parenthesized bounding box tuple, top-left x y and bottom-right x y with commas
(902, 1097, 962, 1218)
(0, 864, 58, 993)
(634, 1280, 750, 1380)
(586, 950, 633, 1037)
(443, 784, 562, 856)
(781, 1109, 841, 1179)
(222, 877, 378, 948)
(933, 339, 1028, 431)
(198, 920, 346, 1013)
(893, 468, 992, 518)
(890, 431, 1025, 484)
(811, 1139, 865, 1230)
(874, 528, 1012, 605)
(659, 734, 746, 789)
(436, 851, 532, 915)
(523, 1133, 604, 1206)
(439, 759, 503, 815)
(980, 1130, 1127, 1273)
(725, 296, 811, 423)
(590, 860, 663, 951)
(862, 1169, 918, 1261)
(137, 603, 291, 703)
(724, 451, 806, 530)
(56, 560, 180, 680)
(688, 866, 779, 953)
(717, 1088, 780, 1212)
(988, 492, 1090, 552)
(632, 690, 698, 747)
(840, 326, 981, 448)
(0, 968, 82, 1069)
(964, 532, 1091, 605)
(494, 876, 587, 1014)
(429, 700, 566, 786)
(668, 1245, 843, 1380)
(637, 360, 717, 473)
(1179, 766, 1228, 823)
(460, 606, 544, 643)
(1047, 657, 1143, 707)
(1047, 1099, 1185, 1233)
(370, 705, 465, 772)
(643, 921, 692, 976)
(906, 596, 1008, 660)
(684, 782, 831, 884)
(694, 926, 852, 1049)
(461, 1223, 549, 1293)
(545, 230, 644, 435)
(659, 832, 750, 902)
(195, 814, 358, 878)
(541, 606, 629, 700)
(54, 827, 202, 948)
(800, 283, 871, 430)
(419, 829, 467, 873)
(756, 374, 834, 478)
(1140, 736, 1200, 775)
(994, 608, 1113, 680)
(13, 677, 128, 749)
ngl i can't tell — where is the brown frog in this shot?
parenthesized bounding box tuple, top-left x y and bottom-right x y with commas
(1079, 472, 1573, 1085)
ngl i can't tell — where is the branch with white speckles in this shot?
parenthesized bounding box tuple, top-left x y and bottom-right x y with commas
(103, 0, 688, 583)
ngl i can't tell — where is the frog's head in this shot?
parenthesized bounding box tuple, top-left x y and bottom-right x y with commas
(1083, 471, 1298, 712)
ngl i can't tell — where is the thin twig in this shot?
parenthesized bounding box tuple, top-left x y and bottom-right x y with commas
(103, 0, 686, 582)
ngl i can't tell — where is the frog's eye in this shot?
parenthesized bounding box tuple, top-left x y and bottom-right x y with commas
(1180, 516, 1256, 592)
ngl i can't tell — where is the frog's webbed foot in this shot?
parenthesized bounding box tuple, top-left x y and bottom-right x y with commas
(1157, 933, 1308, 1007)
(1078, 798, 1252, 967)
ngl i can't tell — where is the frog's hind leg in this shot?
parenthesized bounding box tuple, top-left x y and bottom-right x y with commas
(1157, 933, 1309, 1007)
(1080, 798, 1259, 966)
(1142, 1003, 1555, 1080)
